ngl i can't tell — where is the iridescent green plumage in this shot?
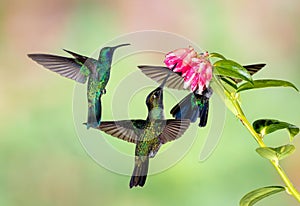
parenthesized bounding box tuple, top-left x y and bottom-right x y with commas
(27, 43, 130, 128)
(94, 79, 190, 188)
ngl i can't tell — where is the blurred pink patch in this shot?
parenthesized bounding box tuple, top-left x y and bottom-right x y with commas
(164, 47, 212, 94)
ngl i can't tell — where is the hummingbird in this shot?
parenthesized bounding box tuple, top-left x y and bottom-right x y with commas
(27, 43, 130, 129)
(91, 75, 190, 188)
(138, 64, 266, 127)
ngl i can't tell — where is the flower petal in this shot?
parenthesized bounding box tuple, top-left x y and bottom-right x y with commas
(190, 75, 199, 92)
(183, 72, 196, 89)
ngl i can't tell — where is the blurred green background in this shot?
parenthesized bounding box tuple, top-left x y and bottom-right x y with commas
(1, 0, 300, 205)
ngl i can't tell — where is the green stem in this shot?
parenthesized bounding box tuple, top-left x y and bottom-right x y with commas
(224, 90, 300, 202)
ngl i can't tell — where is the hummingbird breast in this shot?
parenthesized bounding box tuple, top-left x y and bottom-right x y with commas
(135, 121, 164, 158)
(96, 65, 110, 87)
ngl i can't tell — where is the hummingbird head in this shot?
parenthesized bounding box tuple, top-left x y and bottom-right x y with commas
(98, 43, 130, 63)
(146, 86, 164, 110)
(145, 72, 170, 110)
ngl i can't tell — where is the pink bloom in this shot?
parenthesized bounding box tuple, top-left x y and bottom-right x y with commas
(164, 47, 212, 94)
(164, 46, 197, 74)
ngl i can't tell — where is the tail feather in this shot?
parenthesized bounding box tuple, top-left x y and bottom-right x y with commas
(198, 99, 209, 127)
(87, 93, 102, 129)
(95, 94, 102, 124)
(198, 87, 213, 127)
(129, 156, 149, 188)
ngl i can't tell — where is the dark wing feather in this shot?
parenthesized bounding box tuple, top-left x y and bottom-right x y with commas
(63, 49, 89, 64)
(97, 120, 147, 144)
(170, 93, 199, 123)
(243, 64, 266, 76)
(158, 119, 190, 144)
(229, 64, 266, 83)
(28, 54, 89, 83)
(138, 65, 185, 90)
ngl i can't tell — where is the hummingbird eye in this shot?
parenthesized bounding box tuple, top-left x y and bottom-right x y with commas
(153, 91, 160, 99)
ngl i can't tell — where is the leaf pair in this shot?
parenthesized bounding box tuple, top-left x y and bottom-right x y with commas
(213, 57, 254, 84)
(253, 119, 299, 141)
(256, 144, 296, 162)
(211, 52, 299, 93)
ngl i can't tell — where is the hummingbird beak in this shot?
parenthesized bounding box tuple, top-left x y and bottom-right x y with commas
(159, 72, 171, 89)
(158, 63, 177, 88)
(112, 43, 131, 50)
(155, 72, 171, 100)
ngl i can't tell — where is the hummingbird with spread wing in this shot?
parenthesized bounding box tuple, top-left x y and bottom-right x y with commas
(138, 64, 266, 127)
(92, 75, 190, 188)
(28, 43, 130, 129)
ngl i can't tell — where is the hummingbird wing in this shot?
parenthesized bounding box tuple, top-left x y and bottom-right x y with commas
(28, 52, 91, 83)
(96, 120, 147, 144)
(170, 88, 212, 127)
(62, 49, 89, 64)
(243, 64, 266, 77)
(138, 65, 185, 90)
(170, 93, 199, 123)
(158, 119, 190, 144)
(223, 64, 266, 83)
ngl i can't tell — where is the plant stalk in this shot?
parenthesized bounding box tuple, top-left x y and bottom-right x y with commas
(225, 90, 300, 202)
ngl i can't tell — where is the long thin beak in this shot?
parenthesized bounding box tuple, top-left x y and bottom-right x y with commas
(112, 43, 130, 50)
(159, 72, 171, 89)
(159, 63, 177, 88)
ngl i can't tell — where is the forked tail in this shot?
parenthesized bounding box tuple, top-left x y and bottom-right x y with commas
(129, 156, 149, 188)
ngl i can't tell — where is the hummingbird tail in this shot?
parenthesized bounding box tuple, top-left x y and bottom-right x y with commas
(170, 93, 199, 123)
(95, 95, 102, 124)
(129, 156, 149, 188)
(198, 99, 209, 127)
(197, 87, 212, 127)
(86, 95, 102, 129)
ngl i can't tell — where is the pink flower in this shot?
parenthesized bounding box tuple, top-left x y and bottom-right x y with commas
(164, 46, 197, 74)
(164, 48, 212, 94)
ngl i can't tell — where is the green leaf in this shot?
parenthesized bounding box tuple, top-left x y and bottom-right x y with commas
(209, 52, 226, 60)
(237, 79, 299, 92)
(253, 119, 299, 141)
(240, 186, 285, 206)
(274, 144, 296, 160)
(214, 60, 253, 83)
(256, 147, 278, 161)
(256, 144, 296, 161)
(219, 76, 238, 90)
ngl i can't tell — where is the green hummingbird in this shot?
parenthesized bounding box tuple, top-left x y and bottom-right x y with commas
(27, 43, 130, 129)
(138, 64, 265, 127)
(92, 75, 190, 188)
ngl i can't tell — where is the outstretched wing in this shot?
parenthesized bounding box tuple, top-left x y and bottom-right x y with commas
(244, 64, 266, 76)
(138, 65, 185, 90)
(28, 51, 91, 83)
(229, 64, 266, 83)
(96, 120, 147, 144)
(170, 93, 199, 123)
(158, 119, 190, 144)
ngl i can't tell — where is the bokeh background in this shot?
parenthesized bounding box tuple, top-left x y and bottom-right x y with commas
(1, 0, 300, 205)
